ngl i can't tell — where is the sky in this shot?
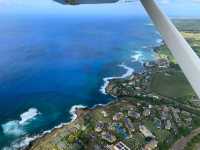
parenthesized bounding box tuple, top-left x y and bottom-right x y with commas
(0, 0, 200, 17)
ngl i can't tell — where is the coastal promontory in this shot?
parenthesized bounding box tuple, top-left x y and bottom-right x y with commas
(27, 19, 200, 150)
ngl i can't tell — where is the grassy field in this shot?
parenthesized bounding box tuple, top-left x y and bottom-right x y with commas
(156, 19, 200, 64)
(155, 44, 176, 63)
(150, 70, 195, 98)
(152, 19, 200, 98)
(174, 19, 200, 32)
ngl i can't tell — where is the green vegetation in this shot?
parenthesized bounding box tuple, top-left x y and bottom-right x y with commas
(174, 19, 200, 32)
(185, 133, 200, 150)
(144, 120, 171, 144)
(28, 19, 200, 150)
(124, 132, 144, 149)
(155, 44, 176, 63)
(150, 70, 194, 98)
(155, 19, 200, 64)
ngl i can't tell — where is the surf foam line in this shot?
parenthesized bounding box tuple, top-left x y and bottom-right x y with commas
(1, 108, 40, 137)
(2, 105, 86, 150)
(100, 64, 134, 95)
(131, 51, 143, 63)
(146, 23, 154, 26)
(156, 38, 163, 44)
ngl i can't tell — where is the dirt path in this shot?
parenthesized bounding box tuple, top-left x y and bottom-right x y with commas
(171, 127, 200, 150)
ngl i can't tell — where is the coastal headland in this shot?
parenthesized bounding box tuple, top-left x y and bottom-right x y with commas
(26, 19, 200, 150)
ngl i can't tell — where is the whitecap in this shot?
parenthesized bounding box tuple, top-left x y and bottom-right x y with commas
(1, 120, 25, 136)
(3, 105, 86, 150)
(19, 108, 40, 124)
(1, 108, 40, 136)
(131, 51, 143, 62)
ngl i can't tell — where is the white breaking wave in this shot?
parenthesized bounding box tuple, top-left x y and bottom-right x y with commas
(19, 108, 40, 124)
(156, 38, 163, 44)
(69, 105, 87, 121)
(100, 64, 134, 95)
(3, 105, 86, 150)
(146, 23, 154, 26)
(1, 108, 40, 137)
(2, 135, 39, 150)
(131, 51, 143, 62)
(1, 121, 25, 137)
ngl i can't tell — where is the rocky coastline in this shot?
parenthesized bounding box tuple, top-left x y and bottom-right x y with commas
(26, 19, 200, 150)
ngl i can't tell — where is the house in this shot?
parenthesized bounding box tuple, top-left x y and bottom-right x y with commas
(95, 122, 104, 132)
(128, 111, 141, 119)
(143, 108, 151, 117)
(113, 112, 123, 121)
(139, 125, 155, 138)
(101, 132, 116, 143)
(161, 106, 169, 120)
(124, 117, 135, 133)
(165, 120, 172, 130)
(148, 105, 153, 109)
(104, 145, 114, 150)
(101, 111, 108, 117)
(157, 59, 169, 68)
(154, 118, 161, 129)
(144, 139, 158, 150)
(144, 61, 156, 68)
(171, 107, 181, 125)
(113, 141, 131, 150)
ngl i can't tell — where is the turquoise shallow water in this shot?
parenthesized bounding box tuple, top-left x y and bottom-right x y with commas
(0, 15, 161, 149)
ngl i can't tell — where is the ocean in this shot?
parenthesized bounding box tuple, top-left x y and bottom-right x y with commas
(0, 15, 161, 149)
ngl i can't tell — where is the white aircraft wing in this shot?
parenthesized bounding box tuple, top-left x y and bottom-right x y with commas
(140, 0, 200, 98)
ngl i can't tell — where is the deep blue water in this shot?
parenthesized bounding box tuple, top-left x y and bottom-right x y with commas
(0, 15, 161, 149)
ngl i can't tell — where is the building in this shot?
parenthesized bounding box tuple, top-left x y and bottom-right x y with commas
(157, 59, 169, 68)
(161, 106, 169, 120)
(144, 140, 158, 150)
(104, 145, 114, 150)
(95, 122, 104, 132)
(154, 118, 161, 129)
(165, 120, 172, 130)
(124, 117, 135, 133)
(113, 141, 131, 150)
(171, 107, 181, 126)
(113, 112, 123, 121)
(139, 125, 155, 138)
(101, 132, 116, 143)
(101, 111, 108, 117)
(128, 111, 141, 119)
(143, 108, 151, 117)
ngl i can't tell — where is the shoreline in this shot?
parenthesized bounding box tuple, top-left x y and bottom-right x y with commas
(100, 64, 135, 95)
(23, 43, 162, 150)
(22, 43, 161, 150)
(4, 19, 200, 150)
(6, 33, 164, 150)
